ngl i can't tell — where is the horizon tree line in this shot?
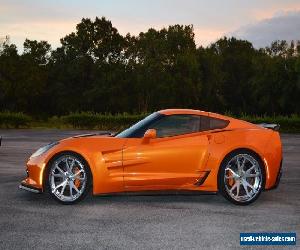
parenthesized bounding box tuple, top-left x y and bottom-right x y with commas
(0, 17, 300, 117)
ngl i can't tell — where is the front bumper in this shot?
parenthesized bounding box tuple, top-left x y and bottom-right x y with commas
(20, 156, 46, 193)
(19, 182, 42, 193)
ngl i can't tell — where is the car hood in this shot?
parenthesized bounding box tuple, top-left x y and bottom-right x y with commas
(57, 133, 127, 153)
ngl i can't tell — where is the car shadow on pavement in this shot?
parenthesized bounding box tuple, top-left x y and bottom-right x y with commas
(17, 190, 237, 208)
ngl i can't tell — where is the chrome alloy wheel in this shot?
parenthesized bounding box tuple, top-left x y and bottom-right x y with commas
(49, 155, 87, 202)
(224, 154, 262, 203)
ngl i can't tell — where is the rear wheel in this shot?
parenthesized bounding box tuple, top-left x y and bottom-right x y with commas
(218, 150, 265, 205)
(46, 153, 91, 204)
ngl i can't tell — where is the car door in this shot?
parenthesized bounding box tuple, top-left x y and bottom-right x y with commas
(122, 115, 210, 190)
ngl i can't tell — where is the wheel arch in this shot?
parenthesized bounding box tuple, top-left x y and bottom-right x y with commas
(42, 150, 93, 191)
(217, 147, 267, 191)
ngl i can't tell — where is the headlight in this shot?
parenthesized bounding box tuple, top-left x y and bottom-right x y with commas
(31, 142, 59, 158)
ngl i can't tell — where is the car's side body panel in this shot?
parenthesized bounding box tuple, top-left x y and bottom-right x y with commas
(122, 132, 209, 191)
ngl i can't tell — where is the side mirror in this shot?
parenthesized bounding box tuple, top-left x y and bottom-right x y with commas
(143, 129, 157, 140)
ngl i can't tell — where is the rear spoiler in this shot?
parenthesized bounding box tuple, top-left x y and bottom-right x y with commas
(257, 123, 280, 131)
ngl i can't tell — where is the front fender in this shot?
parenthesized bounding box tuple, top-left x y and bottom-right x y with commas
(23, 136, 126, 194)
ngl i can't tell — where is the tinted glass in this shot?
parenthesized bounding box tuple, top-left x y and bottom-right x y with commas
(116, 112, 163, 138)
(209, 117, 229, 130)
(116, 113, 229, 138)
(151, 115, 200, 138)
(200, 116, 211, 131)
(199, 116, 229, 131)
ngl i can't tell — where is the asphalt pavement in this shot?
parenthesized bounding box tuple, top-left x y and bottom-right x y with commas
(0, 129, 299, 250)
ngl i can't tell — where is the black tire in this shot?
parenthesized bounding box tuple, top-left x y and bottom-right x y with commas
(218, 149, 265, 205)
(45, 152, 92, 205)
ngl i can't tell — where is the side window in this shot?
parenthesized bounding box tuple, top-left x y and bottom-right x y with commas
(200, 116, 229, 131)
(200, 116, 211, 131)
(210, 117, 229, 130)
(151, 115, 200, 138)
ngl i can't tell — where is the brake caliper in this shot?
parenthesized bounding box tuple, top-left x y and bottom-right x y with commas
(73, 167, 81, 188)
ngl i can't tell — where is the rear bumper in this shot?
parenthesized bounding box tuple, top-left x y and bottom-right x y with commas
(19, 182, 42, 193)
(266, 159, 283, 190)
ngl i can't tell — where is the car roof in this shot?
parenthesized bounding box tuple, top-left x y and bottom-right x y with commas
(158, 109, 209, 116)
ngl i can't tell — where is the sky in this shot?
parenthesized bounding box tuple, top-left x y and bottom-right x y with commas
(0, 0, 300, 51)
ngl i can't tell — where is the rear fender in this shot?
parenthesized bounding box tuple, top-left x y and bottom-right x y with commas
(201, 129, 272, 191)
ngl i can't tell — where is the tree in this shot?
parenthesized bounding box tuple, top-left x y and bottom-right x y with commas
(0, 17, 299, 116)
(23, 39, 51, 65)
(209, 37, 257, 114)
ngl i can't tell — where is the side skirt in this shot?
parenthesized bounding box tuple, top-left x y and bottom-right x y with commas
(94, 190, 217, 197)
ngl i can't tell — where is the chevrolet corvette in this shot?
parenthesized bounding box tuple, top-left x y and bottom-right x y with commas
(19, 109, 282, 205)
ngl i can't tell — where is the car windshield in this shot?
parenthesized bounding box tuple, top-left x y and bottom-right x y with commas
(115, 112, 163, 138)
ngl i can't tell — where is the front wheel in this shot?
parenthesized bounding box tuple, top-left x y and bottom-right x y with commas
(218, 150, 265, 205)
(46, 153, 91, 204)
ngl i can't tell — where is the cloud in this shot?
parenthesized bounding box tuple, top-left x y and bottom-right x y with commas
(251, 3, 300, 20)
(230, 11, 300, 48)
(1, 0, 300, 50)
(194, 27, 228, 47)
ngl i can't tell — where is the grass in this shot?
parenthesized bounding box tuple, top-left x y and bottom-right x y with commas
(0, 112, 31, 128)
(0, 111, 300, 133)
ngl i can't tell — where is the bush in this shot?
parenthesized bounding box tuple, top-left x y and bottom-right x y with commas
(60, 112, 146, 130)
(0, 112, 32, 128)
(61, 112, 100, 129)
(61, 113, 300, 132)
(1, 111, 300, 133)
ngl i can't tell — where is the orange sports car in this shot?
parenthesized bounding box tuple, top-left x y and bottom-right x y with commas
(19, 109, 282, 205)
